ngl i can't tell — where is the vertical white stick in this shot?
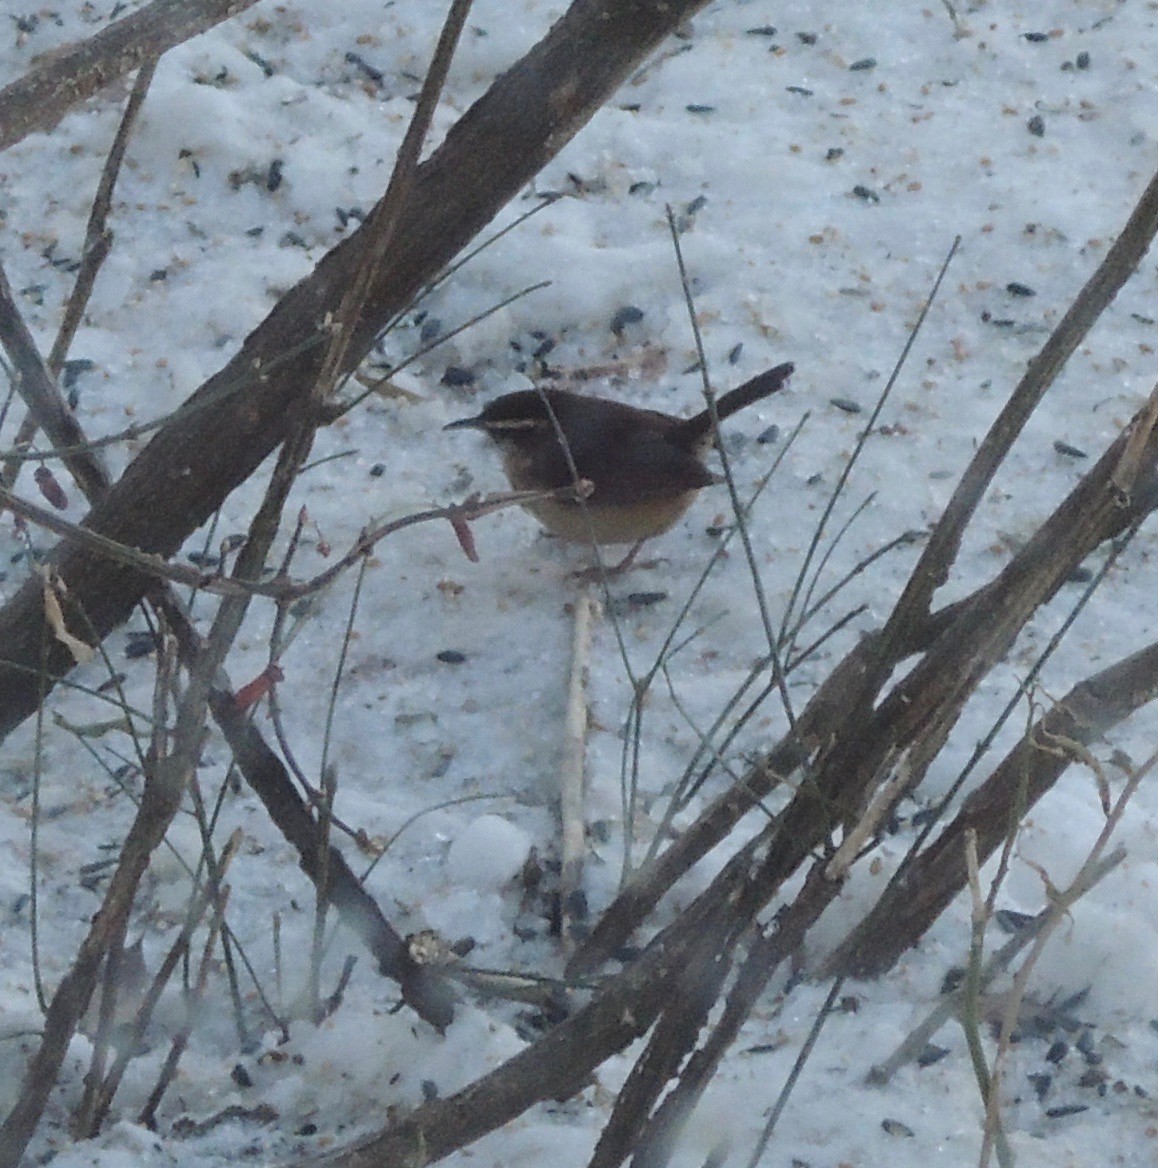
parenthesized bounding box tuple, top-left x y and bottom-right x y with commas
(559, 584, 597, 947)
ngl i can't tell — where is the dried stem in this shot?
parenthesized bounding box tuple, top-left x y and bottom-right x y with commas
(560, 586, 597, 948)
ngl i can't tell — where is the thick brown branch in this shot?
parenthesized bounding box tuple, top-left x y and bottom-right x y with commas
(825, 638, 1158, 979)
(0, 0, 713, 743)
(205, 687, 456, 1030)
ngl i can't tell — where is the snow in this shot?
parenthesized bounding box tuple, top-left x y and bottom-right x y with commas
(1, 0, 1156, 1165)
(445, 813, 533, 889)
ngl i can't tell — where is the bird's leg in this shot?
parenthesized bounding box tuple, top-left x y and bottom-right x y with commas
(609, 538, 647, 574)
(571, 538, 657, 582)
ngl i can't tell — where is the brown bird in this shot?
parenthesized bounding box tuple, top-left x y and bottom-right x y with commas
(445, 361, 794, 571)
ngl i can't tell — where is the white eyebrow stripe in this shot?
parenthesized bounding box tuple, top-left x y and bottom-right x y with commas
(485, 417, 542, 431)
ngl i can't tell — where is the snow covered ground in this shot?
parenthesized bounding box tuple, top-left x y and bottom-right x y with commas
(1, 1, 1156, 1165)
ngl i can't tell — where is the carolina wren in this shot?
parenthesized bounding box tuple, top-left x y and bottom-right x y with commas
(445, 361, 793, 569)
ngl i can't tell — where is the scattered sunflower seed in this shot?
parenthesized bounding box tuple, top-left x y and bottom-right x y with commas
(1053, 439, 1087, 459)
(757, 423, 780, 445)
(1027, 113, 1046, 137)
(564, 887, 589, 919)
(830, 397, 862, 414)
(610, 305, 645, 335)
(852, 184, 880, 203)
(345, 51, 383, 84)
(849, 57, 877, 71)
(243, 49, 275, 77)
(728, 342, 743, 365)
(61, 358, 96, 389)
(917, 1043, 950, 1068)
(608, 591, 668, 617)
(1006, 281, 1036, 296)
(995, 908, 1035, 933)
(686, 103, 716, 115)
(786, 85, 814, 97)
(441, 366, 476, 387)
(1022, 31, 1050, 43)
(436, 649, 467, 665)
(125, 632, 156, 660)
(881, 1118, 914, 1138)
(1076, 50, 1091, 69)
(589, 819, 613, 844)
(1045, 1104, 1088, 1119)
(746, 25, 777, 37)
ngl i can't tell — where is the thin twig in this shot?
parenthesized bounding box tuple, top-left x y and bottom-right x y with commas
(867, 848, 1126, 1084)
(50, 59, 158, 374)
(138, 886, 230, 1129)
(779, 235, 959, 656)
(2, 59, 156, 496)
(884, 170, 1158, 636)
(961, 834, 1015, 1168)
(743, 976, 845, 1168)
(0, 482, 589, 600)
(667, 205, 796, 734)
(86, 830, 242, 1133)
(980, 750, 1153, 1168)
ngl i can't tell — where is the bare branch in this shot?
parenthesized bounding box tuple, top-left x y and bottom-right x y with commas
(0, 0, 261, 154)
(0, 0, 715, 743)
(827, 637, 1158, 978)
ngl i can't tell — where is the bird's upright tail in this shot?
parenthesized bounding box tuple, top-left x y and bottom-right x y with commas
(685, 361, 794, 439)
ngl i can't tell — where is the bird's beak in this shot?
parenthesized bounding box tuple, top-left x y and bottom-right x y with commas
(443, 413, 485, 431)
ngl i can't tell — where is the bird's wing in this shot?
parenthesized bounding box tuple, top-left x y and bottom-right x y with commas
(571, 430, 719, 507)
